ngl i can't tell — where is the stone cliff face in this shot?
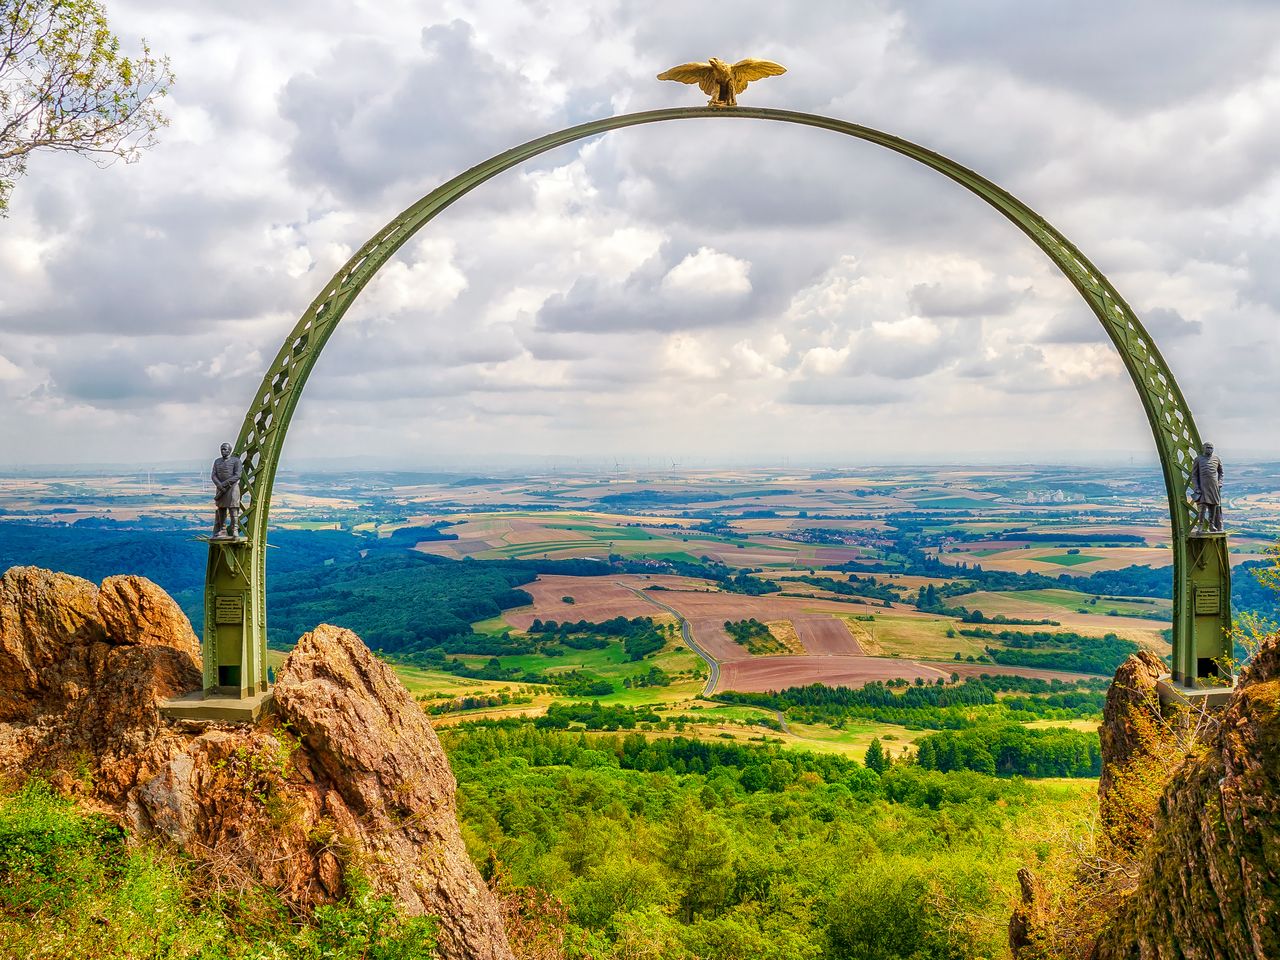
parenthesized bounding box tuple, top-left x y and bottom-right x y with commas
(1091, 639, 1280, 960)
(0, 566, 513, 960)
(1011, 637, 1280, 960)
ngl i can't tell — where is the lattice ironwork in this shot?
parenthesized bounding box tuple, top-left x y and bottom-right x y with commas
(206, 107, 1218, 694)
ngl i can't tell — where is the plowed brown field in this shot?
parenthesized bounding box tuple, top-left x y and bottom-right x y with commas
(793, 618, 864, 656)
(935, 661, 1098, 681)
(503, 574, 700, 629)
(717, 656, 948, 693)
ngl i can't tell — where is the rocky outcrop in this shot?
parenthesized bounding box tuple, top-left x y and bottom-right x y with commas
(1011, 640, 1280, 960)
(1097, 650, 1166, 803)
(1091, 639, 1280, 960)
(1096, 648, 1168, 855)
(0, 566, 201, 772)
(0, 566, 513, 960)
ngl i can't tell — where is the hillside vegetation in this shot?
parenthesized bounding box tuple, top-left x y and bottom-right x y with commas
(0, 781, 437, 960)
(445, 724, 1093, 959)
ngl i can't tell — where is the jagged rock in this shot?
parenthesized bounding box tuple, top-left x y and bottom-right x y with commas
(0, 567, 105, 721)
(1097, 649, 1166, 800)
(1091, 636, 1280, 960)
(1008, 867, 1047, 957)
(272, 625, 512, 960)
(0, 567, 200, 774)
(98, 574, 203, 657)
(1096, 649, 1167, 853)
(0, 566, 513, 960)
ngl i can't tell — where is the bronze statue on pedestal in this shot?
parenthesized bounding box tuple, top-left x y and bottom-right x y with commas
(211, 442, 242, 538)
(1192, 442, 1224, 533)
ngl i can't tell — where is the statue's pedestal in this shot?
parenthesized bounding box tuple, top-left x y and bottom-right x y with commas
(160, 689, 274, 723)
(1156, 673, 1235, 711)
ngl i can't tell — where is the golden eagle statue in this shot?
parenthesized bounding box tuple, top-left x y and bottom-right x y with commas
(657, 57, 787, 107)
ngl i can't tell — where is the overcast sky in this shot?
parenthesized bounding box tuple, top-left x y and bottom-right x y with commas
(2, 0, 1278, 469)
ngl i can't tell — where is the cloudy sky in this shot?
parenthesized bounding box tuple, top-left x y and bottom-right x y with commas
(3, 0, 1279, 469)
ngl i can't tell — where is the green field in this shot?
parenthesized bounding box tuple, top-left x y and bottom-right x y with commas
(1000, 588, 1171, 618)
(1037, 553, 1104, 566)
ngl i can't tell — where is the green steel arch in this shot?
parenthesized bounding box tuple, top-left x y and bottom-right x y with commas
(201, 106, 1232, 705)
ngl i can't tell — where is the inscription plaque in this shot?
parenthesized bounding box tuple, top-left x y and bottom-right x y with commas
(1194, 586, 1221, 616)
(215, 595, 244, 624)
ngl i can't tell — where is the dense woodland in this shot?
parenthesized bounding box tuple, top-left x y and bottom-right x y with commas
(442, 724, 1092, 959)
(914, 724, 1102, 777)
(960, 628, 1141, 675)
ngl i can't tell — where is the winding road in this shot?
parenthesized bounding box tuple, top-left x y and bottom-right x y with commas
(620, 583, 719, 696)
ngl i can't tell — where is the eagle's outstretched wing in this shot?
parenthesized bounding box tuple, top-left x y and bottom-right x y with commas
(731, 58, 786, 93)
(657, 61, 718, 97)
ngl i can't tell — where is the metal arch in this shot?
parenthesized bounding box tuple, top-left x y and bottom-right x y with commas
(204, 106, 1222, 698)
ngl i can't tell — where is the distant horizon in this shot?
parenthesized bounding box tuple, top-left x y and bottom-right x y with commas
(3, 453, 1279, 478)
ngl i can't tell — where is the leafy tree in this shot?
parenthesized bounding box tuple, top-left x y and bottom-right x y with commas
(825, 861, 972, 960)
(1, 0, 173, 214)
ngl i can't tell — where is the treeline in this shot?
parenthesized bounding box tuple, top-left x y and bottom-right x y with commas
(535, 701, 662, 731)
(911, 583, 1059, 625)
(915, 724, 1101, 777)
(991, 532, 1144, 545)
(445, 723, 876, 792)
(787, 574, 900, 604)
(624, 665, 673, 688)
(975, 629, 1141, 675)
(655, 557, 781, 595)
(827, 539, 1176, 601)
(422, 690, 533, 715)
(718, 676, 1106, 730)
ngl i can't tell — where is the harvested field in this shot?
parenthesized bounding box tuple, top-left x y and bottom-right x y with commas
(647, 587, 889, 625)
(765, 620, 805, 655)
(716, 656, 949, 693)
(938, 545, 1173, 574)
(793, 618, 864, 656)
(942, 590, 1171, 651)
(415, 539, 488, 557)
(687, 618, 744, 661)
(504, 523, 587, 545)
(508, 575, 882, 661)
(642, 588, 879, 660)
(810, 547, 867, 563)
(503, 574, 697, 629)
(883, 575, 961, 590)
(838, 616, 882, 655)
(862, 612, 984, 660)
